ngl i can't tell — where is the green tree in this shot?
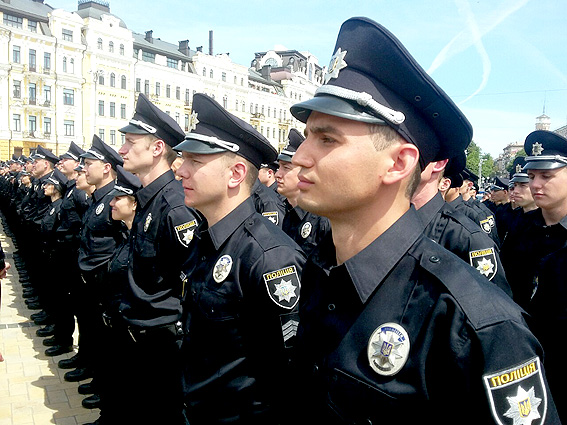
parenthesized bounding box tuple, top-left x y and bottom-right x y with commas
(465, 141, 495, 185)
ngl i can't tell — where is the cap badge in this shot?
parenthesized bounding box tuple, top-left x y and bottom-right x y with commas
(516, 164, 523, 173)
(95, 203, 104, 215)
(300, 222, 312, 239)
(324, 47, 348, 84)
(188, 111, 199, 132)
(367, 322, 410, 376)
(213, 254, 233, 283)
(532, 142, 544, 156)
(144, 213, 152, 232)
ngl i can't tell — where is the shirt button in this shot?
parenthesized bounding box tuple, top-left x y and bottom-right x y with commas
(328, 303, 336, 311)
(429, 255, 440, 263)
(201, 256, 206, 261)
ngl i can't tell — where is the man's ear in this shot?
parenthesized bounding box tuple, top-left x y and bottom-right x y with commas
(228, 160, 247, 189)
(152, 139, 166, 157)
(381, 143, 420, 186)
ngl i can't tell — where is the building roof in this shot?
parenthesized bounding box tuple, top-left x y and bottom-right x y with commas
(0, 0, 53, 22)
(555, 124, 567, 138)
(74, 0, 127, 28)
(132, 32, 195, 62)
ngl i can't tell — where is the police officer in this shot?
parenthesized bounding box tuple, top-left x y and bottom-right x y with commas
(506, 156, 538, 238)
(289, 17, 559, 423)
(175, 93, 306, 425)
(68, 136, 124, 395)
(276, 128, 330, 256)
(501, 130, 567, 311)
(412, 153, 511, 297)
(112, 93, 199, 424)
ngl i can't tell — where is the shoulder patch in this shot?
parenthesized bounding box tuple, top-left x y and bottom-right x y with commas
(263, 265, 300, 310)
(175, 219, 198, 247)
(469, 247, 497, 281)
(484, 356, 548, 425)
(262, 211, 279, 225)
(480, 218, 492, 234)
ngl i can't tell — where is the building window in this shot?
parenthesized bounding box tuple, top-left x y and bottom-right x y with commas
(43, 85, 51, 105)
(223, 96, 228, 109)
(29, 116, 37, 133)
(110, 130, 116, 145)
(121, 75, 127, 90)
(142, 51, 155, 63)
(13, 80, 21, 98)
(241, 101, 245, 112)
(209, 69, 213, 79)
(62, 29, 73, 41)
(98, 100, 105, 116)
(176, 86, 180, 100)
(64, 120, 75, 136)
(166, 85, 171, 98)
(13, 46, 21, 63)
(3, 14, 23, 28)
(63, 88, 74, 105)
(202, 67, 206, 77)
(28, 20, 37, 32)
(175, 112, 180, 124)
(69, 58, 74, 74)
(110, 102, 116, 118)
(120, 104, 126, 119)
(63, 57, 67, 72)
(119, 44, 125, 55)
(133, 48, 139, 59)
(29, 49, 36, 71)
(222, 72, 226, 82)
(97, 38, 103, 49)
(144, 80, 149, 96)
(167, 58, 178, 69)
(136, 78, 141, 92)
(110, 73, 116, 87)
(44, 117, 51, 135)
(109, 41, 114, 53)
(184, 114, 189, 131)
(99, 128, 105, 141)
(267, 107, 270, 118)
(13, 114, 21, 132)
(156, 82, 161, 96)
(43, 52, 51, 71)
(241, 78, 244, 86)
(29, 83, 36, 104)
(181, 62, 186, 71)
(98, 74, 104, 85)
(185, 89, 190, 105)
(235, 99, 239, 110)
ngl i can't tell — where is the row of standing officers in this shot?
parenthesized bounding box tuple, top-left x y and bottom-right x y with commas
(0, 15, 565, 425)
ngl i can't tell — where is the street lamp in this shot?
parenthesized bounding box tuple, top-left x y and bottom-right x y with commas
(92, 69, 104, 137)
(478, 156, 484, 189)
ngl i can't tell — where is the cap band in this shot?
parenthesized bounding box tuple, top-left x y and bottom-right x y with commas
(186, 133, 240, 153)
(129, 119, 157, 134)
(316, 85, 406, 125)
(66, 152, 79, 161)
(86, 149, 105, 161)
(524, 155, 567, 165)
(113, 184, 134, 195)
(280, 149, 295, 157)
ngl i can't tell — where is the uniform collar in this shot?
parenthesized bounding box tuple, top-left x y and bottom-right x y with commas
(532, 208, 567, 230)
(135, 170, 175, 209)
(415, 192, 445, 227)
(92, 180, 114, 203)
(313, 206, 425, 303)
(203, 197, 257, 250)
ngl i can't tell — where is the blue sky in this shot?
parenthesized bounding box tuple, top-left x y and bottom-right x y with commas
(50, 0, 567, 158)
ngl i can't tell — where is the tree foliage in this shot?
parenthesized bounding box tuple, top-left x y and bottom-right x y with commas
(465, 141, 495, 185)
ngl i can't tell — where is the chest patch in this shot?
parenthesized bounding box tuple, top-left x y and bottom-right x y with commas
(300, 222, 312, 239)
(213, 255, 233, 283)
(175, 219, 198, 247)
(95, 203, 104, 215)
(262, 265, 300, 310)
(483, 356, 547, 425)
(367, 322, 410, 377)
(144, 213, 152, 232)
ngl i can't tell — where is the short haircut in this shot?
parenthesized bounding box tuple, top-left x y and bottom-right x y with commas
(367, 123, 421, 198)
(146, 134, 178, 165)
(222, 152, 258, 190)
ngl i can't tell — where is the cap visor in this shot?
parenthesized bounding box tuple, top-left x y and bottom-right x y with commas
(173, 138, 227, 154)
(277, 153, 293, 162)
(108, 188, 131, 198)
(290, 95, 387, 124)
(118, 124, 150, 135)
(523, 161, 567, 171)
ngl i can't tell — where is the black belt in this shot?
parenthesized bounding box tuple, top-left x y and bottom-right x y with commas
(125, 321, 184, 343)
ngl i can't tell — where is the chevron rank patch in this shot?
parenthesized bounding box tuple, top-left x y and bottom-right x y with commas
(175, 219, 198, 248)
(280, 312, 299, 348)
(263, 265, 300, 310)
(469, 247, 497, 281)
(484, 357, 548, 425)
(262, 211, 279, 225)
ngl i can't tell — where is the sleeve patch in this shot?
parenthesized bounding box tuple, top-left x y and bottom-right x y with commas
(469, 247, 497, 281)
(175, 220, 198, 247)
(262, 265, 300, 310)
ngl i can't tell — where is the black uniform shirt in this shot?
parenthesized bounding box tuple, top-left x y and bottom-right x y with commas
(418, 193, 511, 297)
(251, 179, 286, 227)
(40, 198, 63, 253)
(282, 201, 330, 256)
(104, 228, 130, 318)
(452, 195, 500, 246)
(78, 181, 123, 273)
(56, 180, 90, 246)
(501, 208, 567, 311)
(181, 197, 305, 424)
(120, 170, 199, 328)
(295, 206, 559, 424)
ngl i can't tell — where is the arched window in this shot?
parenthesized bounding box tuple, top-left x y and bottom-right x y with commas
(242, 101, 245, 112)
(62, 57, 67, 72)
(121, 75, 126, 89)
(209, 69, 214, 79)
(110, 73, 116, 87)
(69, 58, 74, 74)
(109, 41, 114, 53)
(202, 67, 206, 77)
(119, 44, 125, 55)
(223, 95, 228, 109)
(97, 38, 103, 49)
(98, 74, 104, 85)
